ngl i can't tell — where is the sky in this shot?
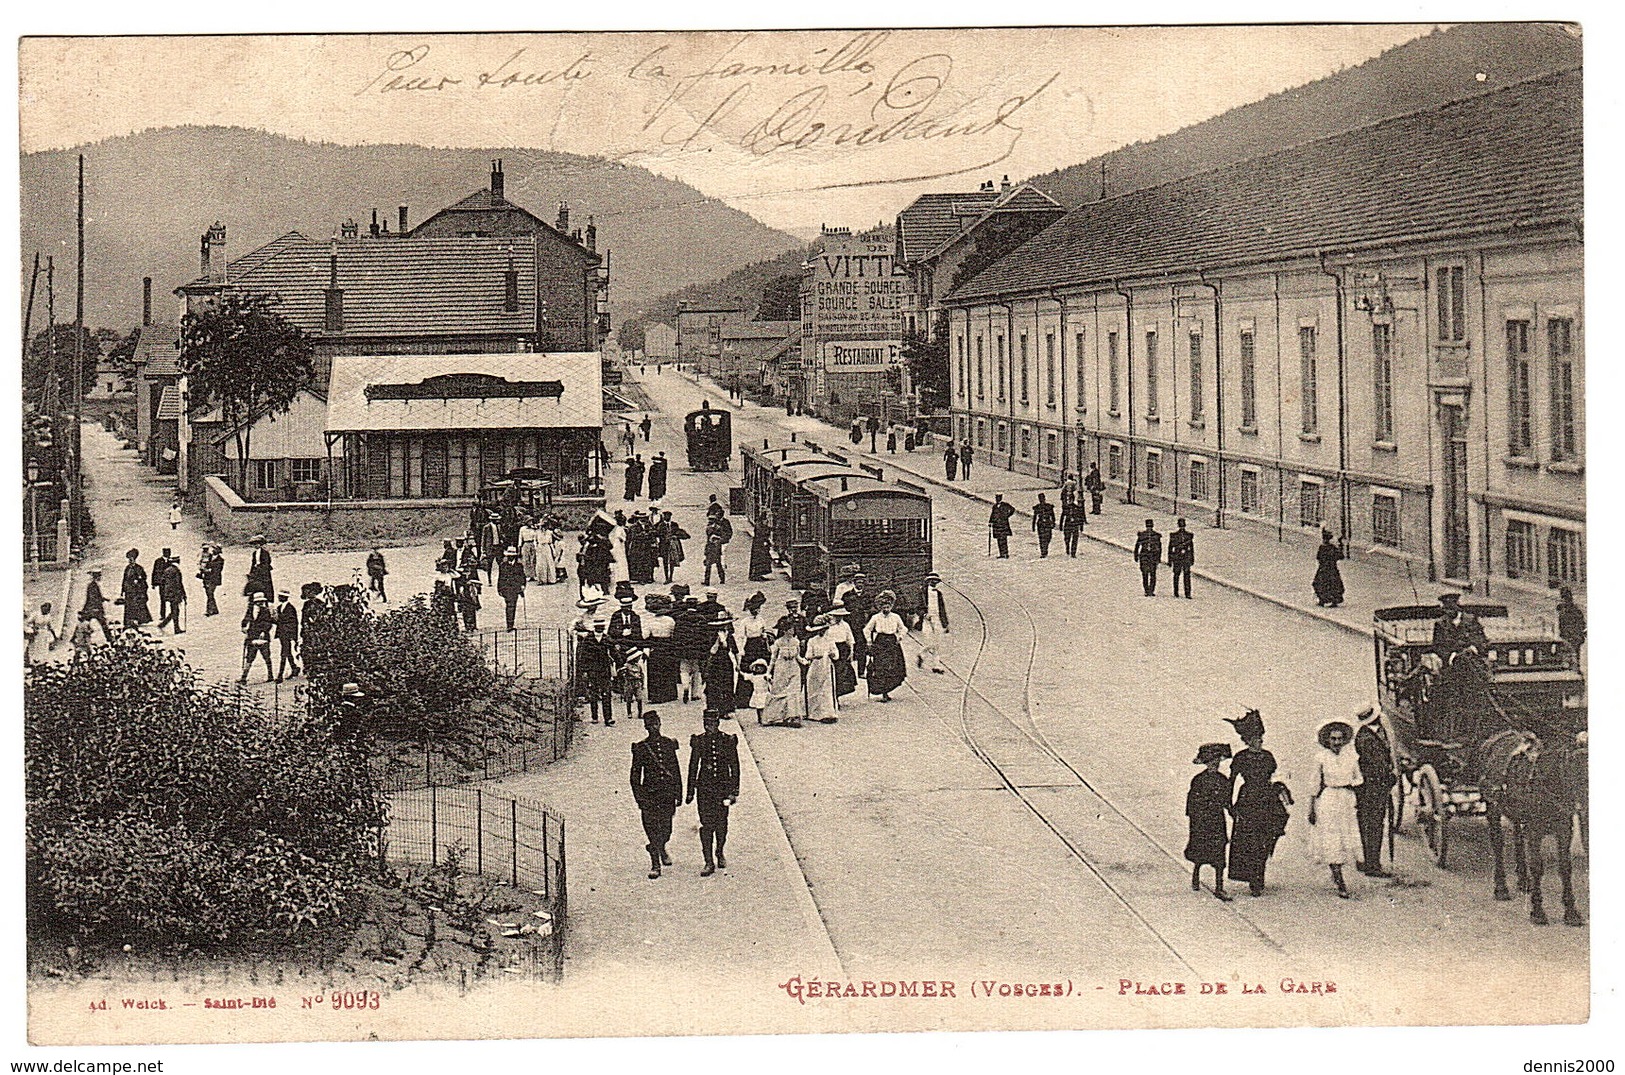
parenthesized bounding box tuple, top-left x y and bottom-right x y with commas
(18, 26, 1437, 233)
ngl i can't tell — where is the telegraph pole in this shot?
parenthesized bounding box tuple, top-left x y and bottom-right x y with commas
(72, 154, 85, 553)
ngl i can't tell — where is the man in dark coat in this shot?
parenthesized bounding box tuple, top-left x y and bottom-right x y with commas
(245, 535, 275, 606)
(1431, 592, 1487, 660)
(687, 709, 740, 876)
(646, 452, 669, 502)
(455, 569, 481, 630)
(151, 548, 175, 628)
(630, 711, 683, 878)
(1353, 707, 1396, 878)
(578, 617, 616, 725)
(80, 567, 113, 643)
(842, 577, 872, 671)
(609, 585, 643, 649)
(157, 553, 187, 634)
(959, 441, 974, 479)
(1167, 517, 1195, 599)
(1059, 496, 1084, 557)
(496, 547, 527, 630)
(944, 442, 958, 481)
(1133, 519, 1163, 597)
(639, 415, 653, 442)
(1084, 461, 1105, 514)
(273, 590, 300, 681)
(624, 454, 646, 501)
(239, 594, 275, 684)
(989, 495, 1016, 559)
(199, 543, 225, 616)
(1031, 494, 1056, 558)
(1556, 586, 1586, 662)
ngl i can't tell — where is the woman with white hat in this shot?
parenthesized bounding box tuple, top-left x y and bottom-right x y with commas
(825, 603, 858, 700)
(803, 615, 840, 724)
(1308, 718, 1363, 898)
(915, 572, 950, 674)
(762, 631, 807, 728)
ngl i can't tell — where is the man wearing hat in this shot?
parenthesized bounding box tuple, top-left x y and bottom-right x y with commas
(79, 566, 113, 644)
(917, 571, 949, 674)
(1186, 742, 1235, 901)
(332, 682, 368, 740)
(647, 451, 669, 502)
(624, 453, 646, 502)
(151, 548, 176, 629)
(455, 568, 482, 630)
(157, 550, 188, 635)
(988, 495, 1016, 559)
(577, 616, 617, 725)
(774, 596, 807, 647)
(609, 583, 643, 648)
(1167, 518, 1195, 599)
(496, 546, 528, 631)
(239, 594, 276, 684)
(273, 589, 301, 682)
(1133, 519, 1163, 597)
(1031, 493, 1056, 558)
(630, 711, 683, 878)
(1353, 706, 1396, 878)
(687, 709, 740, 876)
(198, 542, 225, 617)
(1431, 592, 1487, 661)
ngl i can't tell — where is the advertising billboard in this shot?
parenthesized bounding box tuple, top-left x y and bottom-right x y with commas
(822, 339, 902, 373)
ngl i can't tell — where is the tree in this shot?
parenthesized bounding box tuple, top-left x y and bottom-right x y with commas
(179, 293, 315, 494)
(617, 319, 646, 352)
(756, 273, 802, 322)
(23, 324, 101, 410)
(902, 313, 950, 414)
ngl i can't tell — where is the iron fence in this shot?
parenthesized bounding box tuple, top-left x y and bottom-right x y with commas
(475, 625, 575, 683)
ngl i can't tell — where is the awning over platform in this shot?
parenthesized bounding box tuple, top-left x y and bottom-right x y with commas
(325, 352, 603, 434)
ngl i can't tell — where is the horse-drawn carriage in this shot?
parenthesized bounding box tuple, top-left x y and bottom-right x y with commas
(1374, 603, 1586, 871)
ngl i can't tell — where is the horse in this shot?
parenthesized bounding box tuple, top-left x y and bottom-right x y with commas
(1476, 727, 1587, 926)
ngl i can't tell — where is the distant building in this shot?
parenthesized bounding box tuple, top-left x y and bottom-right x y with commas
(719, 321, 799, 397)
(643, 322, 677, 360)
(677, 303, 747, 373)
(799, 225, 912, 427)
(128, 319, 182, 475)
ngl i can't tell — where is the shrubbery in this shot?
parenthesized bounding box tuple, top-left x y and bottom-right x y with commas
(25, 638, 384, 946)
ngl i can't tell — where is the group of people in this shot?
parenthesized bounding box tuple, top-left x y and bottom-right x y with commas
(1184, 705, 1395, 902)
(619, 450, 671, 503)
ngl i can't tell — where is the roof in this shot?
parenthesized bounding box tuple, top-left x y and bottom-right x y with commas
(409, 189, 600, 263)
(954, 70, 1582, 301)
(177, 234, 539, 340)
(721, 321, 799, 341)
(326, 352, 602, 433)
(895, 191, 998, 261)
(194, 386, 327, 438)
(131, 323, 181, 377)
(155, 385, 183, 421)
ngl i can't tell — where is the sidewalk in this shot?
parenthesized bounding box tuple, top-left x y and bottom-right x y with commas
(678, 370, 1562, 638)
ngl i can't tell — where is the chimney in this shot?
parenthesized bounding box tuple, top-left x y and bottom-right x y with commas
(142, 277, 152, 326)
(200, 234, 210, 278)
(340, 218, 359, 239)
(324, 240, 344, 334)
(206, 222, 227, 284)
(370, 209, 380, 239)
(398, 205, 409, 233)
(491, 159, 505, 201)
(556, 200, 569, 233)
(1000, 175, 1011, 193)
(585, 216, 596, 252)
(503, 253, 519, 313)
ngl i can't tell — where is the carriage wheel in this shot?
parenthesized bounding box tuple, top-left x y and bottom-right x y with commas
(1416, 766, 1449, 869)
(1389, 768, 1408, 835)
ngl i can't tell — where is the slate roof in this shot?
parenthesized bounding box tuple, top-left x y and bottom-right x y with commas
(326, 352, 602, 433)
(177, 235, 539, 340)
(155, 385, 183, 421)
(953, 69, 1582, 301)
(131, 323, 181, 376)
(895, 192, 998, 261)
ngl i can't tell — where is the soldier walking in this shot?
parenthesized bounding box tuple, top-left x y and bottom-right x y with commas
(1133, 519, 1163, 597)
(959, 440, 974, 479)
(1084, 461, 1105, 514)
(687, 710, 741, 876)
(1167, 518, 1195, 599)
(630, 712, 683, 878)
(988, 495, 1016, 559)
(1059, 496, 1084, 557)
(1031, 494, 1056, 558)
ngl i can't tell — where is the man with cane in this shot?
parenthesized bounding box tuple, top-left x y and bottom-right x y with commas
(497, 546, 527, 631)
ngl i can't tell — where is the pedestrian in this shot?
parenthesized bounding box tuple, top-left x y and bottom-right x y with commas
(455, 569, 482, 630)
(647, 451, 669, 502)
(497, 546, 527, 630)
(301, 583, 328, 649)
(748, 522, 774, 581)
(609, 584, 644, 646)
(1308, 719, 1362, 898)
(886, 426, 897, 453)
(198, 543, 224, 616)
(842, 573, 872, 676)
(168, 500, 182, 530)
(864, 590, 908, 702)
(69, 610, 98, 656)
(245, 534, 274, 607)
(630, 711, 683, 878)
(703, 610, 740, 717)
(119, 548, 152, 629)
(624, 454, 646, 501)
(687, 709, 740, 876)
(577, 617, 616, 725)
(736, 592, 772, 671)
(657, 511, 688, 584)
(1312, 529, 1346, 608)
(360, 547, 387, 602)
(802, 615, 841, 724)
(639, 414, 653, 442)
(703, 521, 727, 585)
(1168, 518, 1195, 599)
(1225, 709, 1291, 897)
(517, 516, 540, 583)
(157, 552, 187, 634)
(1351, 707, 1397, 880)
(150, 548, 174, 628)
(1186, 742, 1235, 901)
(740, 659, 770, 725)
(24, 602, 59, 665)
(79, 567, 113, 644)
(1084, 461, 1105, 514)
(1060, 495, 1083, 557)
(1556, 586, 1586, 660)
(239, 594, 275, 683)
(916, 571, 949, 673)
(825, 602, 858, 697)
(944, 442, 958, 481)
(274, 590, 300, 681)
(960, 440, 974, 479)
(538, 521, 563, 584)
(481, 512, 502, 584)
(989, 495, 1016, 558)
(1059, 471, 1079, 513)
(762, 631, 807, 728)
(642, 595, 680, 705)
(868, 416, 878, 453)
(1031, 494, 1056, 558)
(1133, 519, 1162, 597)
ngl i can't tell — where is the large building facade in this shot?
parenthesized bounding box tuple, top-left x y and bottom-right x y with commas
(945, 71, 1583, 597)
(799, 225, 913, 428)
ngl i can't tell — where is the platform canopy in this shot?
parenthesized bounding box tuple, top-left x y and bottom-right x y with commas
(325, 352, 603, 434)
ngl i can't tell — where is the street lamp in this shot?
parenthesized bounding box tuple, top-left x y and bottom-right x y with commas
(26, 458, 40, 565)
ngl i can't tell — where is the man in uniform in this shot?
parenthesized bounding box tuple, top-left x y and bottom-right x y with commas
(630, 711, 683, 878)
(1084, 461, 1106, 515)
(687, 709, 740, 876)
(1031, 493, 1056, 558)
(639, 414, 653, 442)
(1167, 517, 1196, 599)
(1059, 494, 1084, 557)
(989, 494, 1016, 559)
(273, 589, 301, 681)
(1133, 519, 1163, 597)
(1431, 592, 1487, 660)
(1353, 706, 1396, 878)
(959, 440, 974, 479)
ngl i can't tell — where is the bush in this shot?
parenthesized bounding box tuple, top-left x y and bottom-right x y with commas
(25, 638, 384, 947)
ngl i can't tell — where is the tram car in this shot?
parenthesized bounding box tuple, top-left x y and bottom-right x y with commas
(1373, 603, 1585, 867)
(776, 463, 867, 584)
(684, 402, 733, 471)
(740, 440, 823, 542)
(806, 475, 933, 616)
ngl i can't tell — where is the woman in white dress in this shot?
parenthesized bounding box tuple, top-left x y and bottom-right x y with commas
(537, 523, 562, 584)
(802, 615, 840, 724)
(761, 631, 807, 728)
(825, 603, 858, 699)
(915, 571, 949, 673)
(863, 590, 908, 702)
(519, 517, 541, 582)
(1307, 718, 1362, 898)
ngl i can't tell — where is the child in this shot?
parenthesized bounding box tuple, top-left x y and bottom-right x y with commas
(740, 659, 770, 726)
(1185, 742, 1235, 901)
(366, 547, 389, 602)
(69, 610, 97, 655)
(168, 501, 182, 530)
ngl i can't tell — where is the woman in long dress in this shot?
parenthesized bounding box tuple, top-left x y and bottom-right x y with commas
(748, 524, 774, 581)
(825, 603, 858, 699)
(803, 616, 840, 724)
(761, 631, 807, 728)
(736, 592, 772, 671)
(120, 549, 151, 628)
(641, 596, 680, 705)
(703, 614, 740, 716)
(915, 572, 949, 673)
(863, 590, 908, 702)
(1307, 718, 1362, 898)
(519, 517, 540, 582)
(537, 524, 561, 584)
(1226, 709, 1290, 898)
(1312, 529, 1346, 607)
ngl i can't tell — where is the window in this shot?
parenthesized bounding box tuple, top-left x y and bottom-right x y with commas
(1298, 478, 1324, 529)
(254, 459, 279, 491)
(447, 435, 482, 497)
(1299, 325, 1319, 434)
(1107, 443, 1124, 482)
(1188, 331, 1204, 422)
(1547, 526, 1584, 587)
(975, 419, 987, 447)
(1372, 493, 1401, 548)
(1145, 450, 1162, 490)
(289, 458, 322, 484)
(1019, 333, 1030, 403)
(1144, 330, 1159, 417)
(1506, 320, 1533, 456)
(1045, 432, 1058, 465)
(996, 335, 1006, 401)
(1239, 329, 1257, 428)
(1505, 519, 1538, 579)
(1107, 331, 1121, 413)
(1373, 323, 1396, 443)
(1239, 468, 1260, 515)
(1044, 332, 1056, 406)
(956, 335, 966, 399)
(1549, 318, 1577, 461)
(975, 335, 985, 399)
(996, 422, 1007, 453)
(1188, 459, 1209, 502)
(1018, 426, 1031, 459)
(1436, 265, 1466, 342)
(1075, 331, 1087, 411)
(387, 438, 425, 498)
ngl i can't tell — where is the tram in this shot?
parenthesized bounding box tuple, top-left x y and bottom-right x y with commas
(684, 402, 733, 471)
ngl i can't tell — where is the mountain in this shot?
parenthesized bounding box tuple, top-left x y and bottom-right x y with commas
(19, 126, 803, 331)
(1026, 23, 1583, 208)
(624, 244, 814, 331)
